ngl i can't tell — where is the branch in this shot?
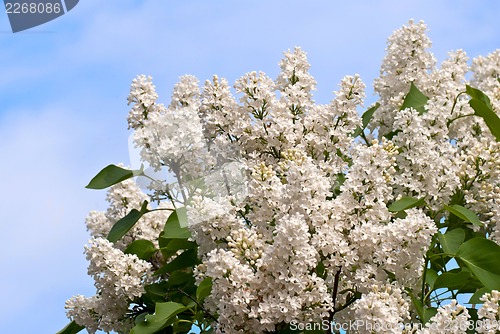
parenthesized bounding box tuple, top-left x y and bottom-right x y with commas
(176, 288, 219, 324)
(327, 266, 342, 334)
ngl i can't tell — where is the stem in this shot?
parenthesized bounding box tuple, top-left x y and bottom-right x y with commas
(138, 171, 178, 208)
(421, 233, 439, 306)
(360, 131, 371, 146)
(429, 289, 453, 303)
(147, 207, 175, 213)
(164, 183, 178, 209)
(176, 288, 219, 324)
(327, 266, 342, 334)
(449, 91, 466, 116)
(421, 255, 429, 306)
(426, 252, 455, 260)
(447, 113, 476, 127)
(170, 161, 188, 204)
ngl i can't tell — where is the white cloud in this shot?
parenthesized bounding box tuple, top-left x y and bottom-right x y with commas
(0, 106, 125, 332)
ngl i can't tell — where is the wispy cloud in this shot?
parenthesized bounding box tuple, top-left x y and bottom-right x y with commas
(0, 106, 106, 332)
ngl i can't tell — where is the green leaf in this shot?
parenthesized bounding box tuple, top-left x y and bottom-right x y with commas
(409, 294, 424, 322)
(130, 302, 187, 334)
(468, 287, 490, 304)
(173, 318, 195, 333)
(423, 307, 437, 324)
(107, 201, 148, 243)
(466, 308, 479, 334)
(175, 207, 188, 227)
(428, 248, 449, 273)
(155, 249, 200, 275)
(466, 85, 492, 108)
(134, 312, 148, 325)
(425, 268, 438, 291)
(407, 294, 436, 324)
(86, 164, 138, 189)
(125, 239, 157, 260)
(433, 270, 472, 290)
(160, 239, 197, 252)
(466, 85, 500, 141)
(388, 196, 424, 212)
(196, 277, 212, 301)
(145, 283, 168, 298)
(168, 270, 195, 288)
(444, 205, 482, 227)
(164, 208, 190, 239)
(159, 238, 197, 259)
(469, 99, 500, 141)
(383, 269, 396, 282)
(457, 276, 484, 294)
(438, 228, 465, 255)
(330, 173, 346, 198)
(56, 321, 84, 334)
(456, 238, 500, 290)
(401, 82, 429, 115)
(384, 129, 402, 140)
(353, 103, 380, 137)
(315, 261, 326, 279)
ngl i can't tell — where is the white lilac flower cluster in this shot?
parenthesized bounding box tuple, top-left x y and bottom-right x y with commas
(421, 300, 471, 334)
(372, 19, 436, 137)
(66, 20, 500, 333)
(350, 284, 410, 334)
(66, 180, 170, 333)
(65, 238, 153, 333)
(477, 290, 500, 334)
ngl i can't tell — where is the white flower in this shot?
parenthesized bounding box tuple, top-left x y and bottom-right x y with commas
(66, 238, 152, 332)
(373, 19, 436, 136)
(471, 50, 500, 116)
(170, 75, 200, 109)
(392, 108, 460, 210)
(127, 75, 159, 130)
(422, 300, 470, 333)
(349, 284, 410, 334)
(85, 237, 152, 300)
(477, 290, 500, 334)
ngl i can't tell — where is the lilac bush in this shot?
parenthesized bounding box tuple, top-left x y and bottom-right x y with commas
(60, 20, 500, 334)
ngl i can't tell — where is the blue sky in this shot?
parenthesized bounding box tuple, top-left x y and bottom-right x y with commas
(0, 1, 498, 333)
